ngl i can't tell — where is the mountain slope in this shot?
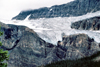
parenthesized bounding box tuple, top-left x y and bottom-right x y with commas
(0, 22, 100, 67)
(12, 0, 100, 20)
(0, 22, 55, 67)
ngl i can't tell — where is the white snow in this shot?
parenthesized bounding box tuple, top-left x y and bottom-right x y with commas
(0, 11, 100, 45)
(50, 9, 52, 11)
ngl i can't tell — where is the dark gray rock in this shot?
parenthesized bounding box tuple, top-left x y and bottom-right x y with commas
(71, 16, 100, 30)
(12, 0, 100, 20)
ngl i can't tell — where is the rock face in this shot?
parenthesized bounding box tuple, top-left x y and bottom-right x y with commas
(61, 34, 99, 59)
(12, 0, 100, 20)
(0, 22, 100, 67)
(71, 16, 100, 30)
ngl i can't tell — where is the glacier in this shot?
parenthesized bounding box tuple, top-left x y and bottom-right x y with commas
(0, 11, 100, 45)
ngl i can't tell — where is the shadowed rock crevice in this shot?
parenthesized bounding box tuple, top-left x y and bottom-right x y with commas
(1, 39, 20, 50)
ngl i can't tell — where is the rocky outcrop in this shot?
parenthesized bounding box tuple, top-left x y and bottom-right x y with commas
(71, 16, 100, 30)
(12, 0, 100, 20)
(0, 22, 100, 67)
(61, 34, 99, 59)
(0, 22, 55, 67)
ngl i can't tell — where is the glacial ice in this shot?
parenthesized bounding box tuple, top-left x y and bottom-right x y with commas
(0, 11, 100, 45)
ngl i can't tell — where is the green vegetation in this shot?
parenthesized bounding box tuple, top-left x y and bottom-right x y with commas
(43, 51, 100, 67)
(0, 29, 9, 67)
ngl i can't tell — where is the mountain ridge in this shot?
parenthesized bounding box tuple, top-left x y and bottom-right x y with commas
(12, 0, 100, 20)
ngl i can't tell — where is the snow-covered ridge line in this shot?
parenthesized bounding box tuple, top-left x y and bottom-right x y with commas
(0, 11, 100, 44)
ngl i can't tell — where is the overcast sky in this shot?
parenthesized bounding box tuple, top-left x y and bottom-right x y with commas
(0, 0, 74, 20)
